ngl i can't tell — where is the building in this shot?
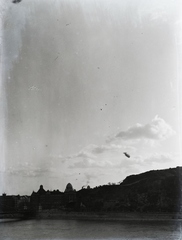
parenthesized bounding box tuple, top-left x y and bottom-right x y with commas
(0, 194, 18, 213)
(64, 183, 76, 207)
(30, 183, 77, 212)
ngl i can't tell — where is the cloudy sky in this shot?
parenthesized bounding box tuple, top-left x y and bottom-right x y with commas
(0, 0, 182, 195)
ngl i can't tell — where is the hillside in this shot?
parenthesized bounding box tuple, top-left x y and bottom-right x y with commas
(76, 167, 182, 213)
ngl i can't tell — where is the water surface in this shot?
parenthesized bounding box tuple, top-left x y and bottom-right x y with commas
(0, 219, 181, 240)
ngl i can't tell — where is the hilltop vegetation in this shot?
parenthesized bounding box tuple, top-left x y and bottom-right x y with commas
(76, 167, 182, 213)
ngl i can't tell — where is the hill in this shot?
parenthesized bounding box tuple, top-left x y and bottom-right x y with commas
(76, 167, 182, 213)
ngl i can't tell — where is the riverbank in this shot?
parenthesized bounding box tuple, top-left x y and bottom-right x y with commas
(36, 210, 182, 222)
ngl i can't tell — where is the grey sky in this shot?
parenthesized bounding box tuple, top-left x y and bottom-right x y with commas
(0, 0, 181, 194)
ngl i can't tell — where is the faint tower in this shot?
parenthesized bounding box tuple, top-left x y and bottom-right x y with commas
(64, 183, 74, 192)
(64, 183, 76, 207)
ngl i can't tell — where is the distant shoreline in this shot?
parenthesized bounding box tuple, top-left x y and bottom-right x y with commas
(36, 210, 182, 222)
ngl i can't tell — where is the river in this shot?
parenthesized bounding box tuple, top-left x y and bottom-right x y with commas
(0, 219, 181, 240)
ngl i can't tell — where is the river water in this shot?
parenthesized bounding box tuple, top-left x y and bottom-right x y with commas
(0, 219, 181, 240)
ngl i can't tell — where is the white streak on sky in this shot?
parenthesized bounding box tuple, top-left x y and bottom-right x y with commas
(0, 0, 7, 193)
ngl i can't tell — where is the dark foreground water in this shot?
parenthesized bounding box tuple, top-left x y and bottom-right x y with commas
(0, 219, 181, 240)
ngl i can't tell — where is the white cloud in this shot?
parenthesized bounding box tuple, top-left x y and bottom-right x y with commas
(66, 116, 176, 171)
(74, 144, 135, 157)
(70, 158, 104, 169)
(67, 143, 136, 169)
(109, 116, 175, 142)
(5, 167, 53, 178)
(3, 161, 58, 178)
(144, 153, 176, 164)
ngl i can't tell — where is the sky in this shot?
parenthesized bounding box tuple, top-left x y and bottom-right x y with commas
(0, 0, 182, 195)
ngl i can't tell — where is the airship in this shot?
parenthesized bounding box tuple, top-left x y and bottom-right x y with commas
(123, 152, 130, 158)
(12, 0, 22, 3)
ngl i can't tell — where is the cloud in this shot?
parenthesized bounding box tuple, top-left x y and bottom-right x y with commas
(144, 153, 175, 164)
(91, 144, 135, 154)
(5, 168, 49, 178)
(74, 144, 135, 157)
(109, 116, 175, 142)
(4, 162, 57, 178)
(70, 157, 114, 169)
(66, 143, 136, 169)
(68, 140, 177, 177)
